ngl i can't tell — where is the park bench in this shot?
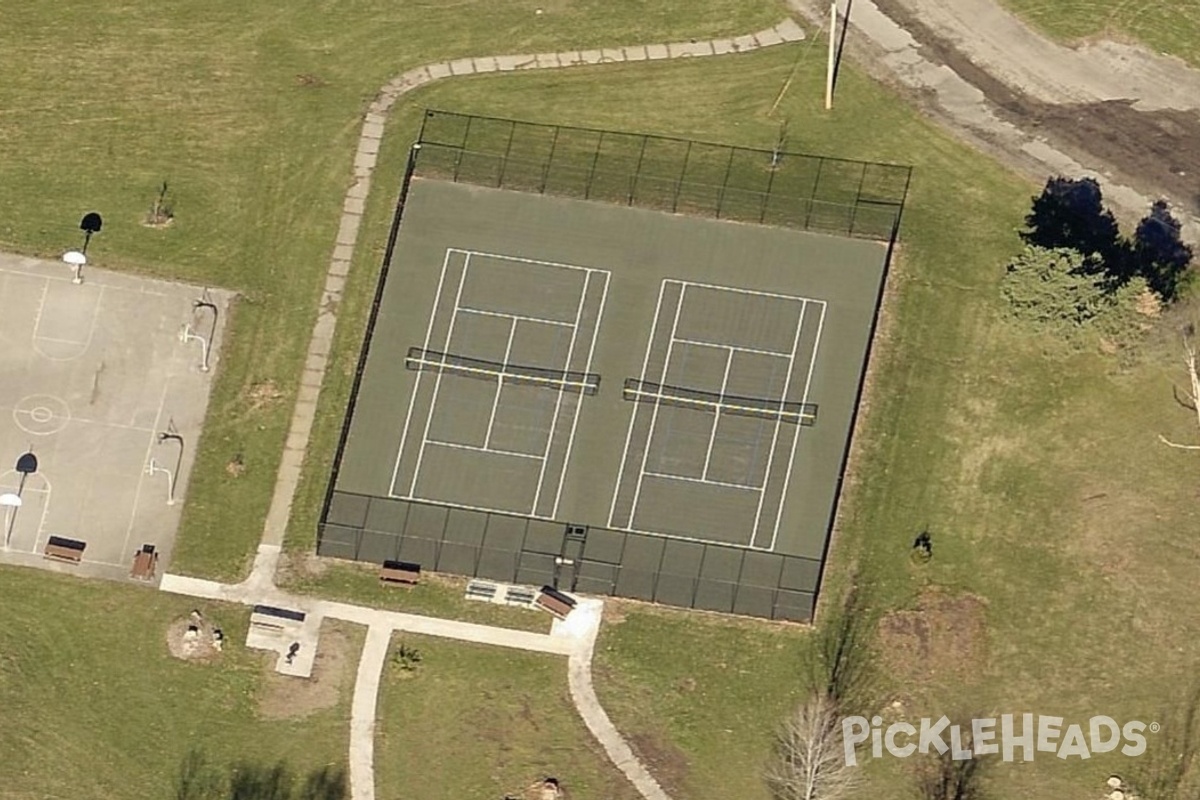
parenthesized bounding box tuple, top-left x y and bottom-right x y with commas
(130, 544, 158, 580)
(379, 560, 421, 586)
(535, 586, 576, 619)
(250, 604, 306, 632)
(44, 535, 85, 563)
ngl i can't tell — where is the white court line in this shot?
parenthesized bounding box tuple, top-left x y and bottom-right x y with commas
(0, 408, 157, 434)
(122, 379, 171, 560)
(674, 337, 794, 359)
(627, 283, 688, 528)
(390, 249, 456, 497)
(766, 301, 827, 552)
(458, 306, 574, 328)
(700, 346, 734, 481)
(483, 317, 519, 449)
(32, 284, 106, 362)
(0, 473, 52, 556)
(408, 252, 474, 497)
(643, 470, 761, 492)
(607, 280, 671, 528)
(551, 271, 610, 518)
(750, 297, 809, 546)
(447, 247, 603, 275)
(674, 278, 820, 304)
(424, 439, 543, 461)
(531, 270, 589, 515)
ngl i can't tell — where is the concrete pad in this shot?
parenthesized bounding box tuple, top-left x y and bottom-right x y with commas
(732, 34, 757, 50)
(535, 52, 561, 69)
(776, 18, 806, 41)
(644, 43, 669, 60)
(446, 58, 475, 76)
(0, 255, 232, 580)
(425, 63, 452, 80)
(599, 48, 624, 63)
(493, 54, 533, 71)
(712, 39, 737, 56)
(579, 50, 605, 65)
(472, 56, 498, 73)
(622, 46, 648, 62)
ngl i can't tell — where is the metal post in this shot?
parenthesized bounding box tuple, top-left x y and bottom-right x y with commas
(584, 132, 605, 201)
(671, 140, 693, 214)
(629, 135, 648, 206)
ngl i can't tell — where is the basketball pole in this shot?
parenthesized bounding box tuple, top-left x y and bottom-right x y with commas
(825, 1, 837, 110)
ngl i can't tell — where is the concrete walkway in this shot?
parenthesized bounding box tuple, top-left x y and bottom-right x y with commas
(348, 625, 391, 800)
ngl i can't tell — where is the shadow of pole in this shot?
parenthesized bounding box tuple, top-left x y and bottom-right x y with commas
(832, 0, 853, 97)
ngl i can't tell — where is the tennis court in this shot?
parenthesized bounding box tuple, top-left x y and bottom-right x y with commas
(321, 115, 908, 619)
(390, 249, 608, 518)
(609, 280, 821, 549)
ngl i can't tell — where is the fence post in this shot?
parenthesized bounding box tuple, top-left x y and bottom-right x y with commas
(497, 119, 517, 188)
(585, 131, 605, 200)
(539, 126, 560, 194)
(716, 147, 736, 220)
(804, 158, 826, 230)
(629, 135, 648, 206)
(671, 140, 693, 214)
(760, 156, 778, 224)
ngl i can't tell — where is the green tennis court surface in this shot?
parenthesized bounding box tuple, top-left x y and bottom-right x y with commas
(320, 116, 906, 621)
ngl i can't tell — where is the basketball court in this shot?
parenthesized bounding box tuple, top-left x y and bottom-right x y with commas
(0, 253, 229, 581)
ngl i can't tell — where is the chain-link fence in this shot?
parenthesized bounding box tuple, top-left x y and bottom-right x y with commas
(413, 109, 911, 241)
(319, 491, 818, 621)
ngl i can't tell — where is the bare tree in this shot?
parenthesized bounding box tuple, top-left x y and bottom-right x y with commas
(912, 721, 989, 800)
(766, 692, 861, 800)
(1159, 328, 1200, 451)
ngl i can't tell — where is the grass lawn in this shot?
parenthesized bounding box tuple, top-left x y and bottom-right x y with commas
(0, 566, 358, 799)
(0, 0, 787, 582)
(374, 633, 639, 800)
(998, 0, 1200, 65)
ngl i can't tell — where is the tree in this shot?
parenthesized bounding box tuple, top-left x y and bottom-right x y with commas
(1023, 176, 1122, 267)
(1001, 245, 1111, 328)
(765, 692, 861, 800)
(1134, 200, 1194, 302)
(912, 739, 989, 800)
(1159, 327, 1200, 451)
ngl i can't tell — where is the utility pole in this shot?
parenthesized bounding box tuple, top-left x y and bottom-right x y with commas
(825, 1, 838, 110)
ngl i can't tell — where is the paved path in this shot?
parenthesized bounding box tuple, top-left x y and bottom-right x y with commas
(784, 0, 1200, 243)
(242, 19, 807, 800)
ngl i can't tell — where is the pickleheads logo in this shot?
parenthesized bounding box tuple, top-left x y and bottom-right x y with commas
(841, 715, 1157, 766)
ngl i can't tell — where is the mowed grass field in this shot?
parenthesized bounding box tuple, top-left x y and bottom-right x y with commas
(0, 567, 356, 799)
(999, 0, 1200, 65)
(0, 0, 787, 582)
(374, 634, 640, 800)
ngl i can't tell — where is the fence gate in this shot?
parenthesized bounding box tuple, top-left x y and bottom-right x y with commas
(554, 524, 588, 591)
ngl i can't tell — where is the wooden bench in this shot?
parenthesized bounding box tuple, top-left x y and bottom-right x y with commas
(380, 560, 421, 586)
(535, 586, 577, 619)
(44, 535, 86, 563)
(130, 544, 158, 580)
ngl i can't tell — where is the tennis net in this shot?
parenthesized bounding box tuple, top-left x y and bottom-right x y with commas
(406, 347, 601, 395)
(623, 378, 817, 425)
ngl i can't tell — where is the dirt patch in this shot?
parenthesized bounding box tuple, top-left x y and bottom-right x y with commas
(869, 0, 1200, 218)
(257, 623, 353, 720)
(166, 611, 227, 663)
(878, 587, 988, 685)
(627, 731, 690, 796)
(246, 379, 284, 411)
